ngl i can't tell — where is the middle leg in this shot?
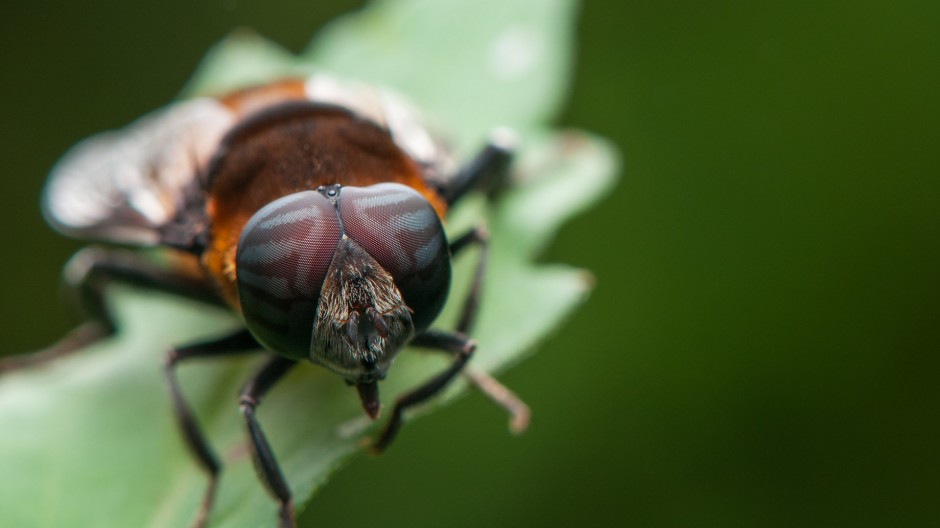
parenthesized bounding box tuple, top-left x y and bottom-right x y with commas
(163, 329, 262, 528)
(448, 226, 531, 434)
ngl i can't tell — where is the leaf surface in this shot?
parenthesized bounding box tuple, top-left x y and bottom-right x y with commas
(0, 0, 619, 526)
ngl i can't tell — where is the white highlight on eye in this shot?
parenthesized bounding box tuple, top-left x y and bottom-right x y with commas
(397, 208, 436, 229)
(414, 232, 442, 270)
(258, 205, 320, 230)
(488, 25, 542, 81)
(350, 183, 419, 209)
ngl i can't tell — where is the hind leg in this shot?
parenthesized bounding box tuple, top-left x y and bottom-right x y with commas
(0, 247, 222, 374)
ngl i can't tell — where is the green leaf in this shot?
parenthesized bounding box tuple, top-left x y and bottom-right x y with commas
(304, 0, 577, 153)
(0, 0, 619, 526)
(181, 30, 306, 98)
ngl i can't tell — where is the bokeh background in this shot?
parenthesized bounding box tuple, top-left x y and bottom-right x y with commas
(2, 1, 938, 527)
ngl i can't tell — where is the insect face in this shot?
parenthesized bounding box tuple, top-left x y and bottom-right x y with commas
(235, 182, 451, 383)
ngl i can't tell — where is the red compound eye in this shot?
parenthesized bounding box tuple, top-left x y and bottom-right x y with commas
(236, 191, 341, 359)
(338, 183, 450, 332)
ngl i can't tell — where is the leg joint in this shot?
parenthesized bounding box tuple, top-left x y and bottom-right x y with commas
(239, 395, 258, 411)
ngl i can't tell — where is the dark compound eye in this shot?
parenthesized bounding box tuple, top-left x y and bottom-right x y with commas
(236, 191, 341, 359)
(339, 183, 450, 332)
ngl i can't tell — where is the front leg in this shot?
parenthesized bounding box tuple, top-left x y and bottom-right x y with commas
(442, 129, 516, 206)
(239, 356, 298, 528)
(372, 330, 475, 453)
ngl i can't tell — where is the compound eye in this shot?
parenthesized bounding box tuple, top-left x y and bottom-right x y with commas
(236, 191, 341, 358)
(339, 183, 450, 332)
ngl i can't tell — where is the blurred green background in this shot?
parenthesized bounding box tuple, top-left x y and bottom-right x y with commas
(1, 1, 939, 527)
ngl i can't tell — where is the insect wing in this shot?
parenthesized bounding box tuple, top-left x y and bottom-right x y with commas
(304, 74, 457, 189)
(42, 98, 236, 245)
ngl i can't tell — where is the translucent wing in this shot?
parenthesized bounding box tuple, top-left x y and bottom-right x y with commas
(42, 98, 236, 245)
(304, 74, 457, 188)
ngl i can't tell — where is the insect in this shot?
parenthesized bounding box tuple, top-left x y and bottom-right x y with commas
(8, 74, 528, 527)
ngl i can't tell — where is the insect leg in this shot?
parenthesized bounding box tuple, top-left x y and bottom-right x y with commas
(0, 246, 223, 374)
(239, 356, 298, 528)
(443, 129, 516, 206)
(448, 227, 531, 434)
(448, 226, 489, 333)
(372, 330, 475, 453)
(163, 330, 261, 528)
